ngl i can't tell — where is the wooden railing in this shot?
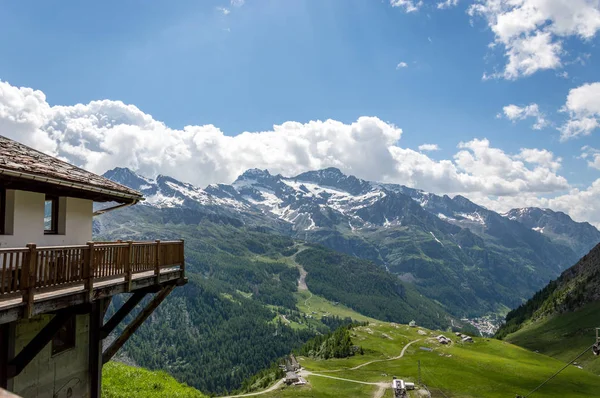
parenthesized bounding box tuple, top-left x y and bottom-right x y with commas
(0, 240, 184, 317)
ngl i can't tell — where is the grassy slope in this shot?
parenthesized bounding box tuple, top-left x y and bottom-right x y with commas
(294, 290, 376, 324)
(263, 322, 600, 398)
(103, 362, 207, 398)
(504, 301, 600, 375)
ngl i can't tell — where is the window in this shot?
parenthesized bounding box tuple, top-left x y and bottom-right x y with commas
(52, 316, 76, 356)
(0, 187, 5, 235)
(44, 195, 58, 234)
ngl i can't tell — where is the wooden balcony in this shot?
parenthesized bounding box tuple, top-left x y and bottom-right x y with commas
(0, 240, 185, 324)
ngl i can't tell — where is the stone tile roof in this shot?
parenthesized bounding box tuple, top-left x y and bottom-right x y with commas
(0, 135, 143, 201)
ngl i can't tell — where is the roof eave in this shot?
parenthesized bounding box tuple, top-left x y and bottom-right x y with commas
(0, 167, 144, 203)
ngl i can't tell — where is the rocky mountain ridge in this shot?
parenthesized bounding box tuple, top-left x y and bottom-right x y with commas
(102, 167, 600, 316)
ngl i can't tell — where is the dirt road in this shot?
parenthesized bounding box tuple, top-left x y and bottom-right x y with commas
(216, 378, 285, 398)
(320, 338, 421, 373)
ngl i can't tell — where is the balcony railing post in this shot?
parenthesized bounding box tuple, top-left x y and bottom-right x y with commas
(154, 240, 161, 285)
(126, 241, 133, 292)
(180, 239, 185, 279)
(84, 241, 95, 302)
(22, 243, 37, 318)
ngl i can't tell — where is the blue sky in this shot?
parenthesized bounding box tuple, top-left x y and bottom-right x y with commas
(1, 0, 600, 224)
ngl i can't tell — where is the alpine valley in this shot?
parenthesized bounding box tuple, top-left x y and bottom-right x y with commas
(95, 166, 600, 395)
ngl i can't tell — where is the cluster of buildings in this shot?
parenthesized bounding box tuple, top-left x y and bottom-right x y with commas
(461, 316, 501, 336)
(436, 333, 474, 345)
(282, 355, 306, 386)
(455, 332, 474, 343)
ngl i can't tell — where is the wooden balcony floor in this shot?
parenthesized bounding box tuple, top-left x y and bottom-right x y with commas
(0, 267, 180, 310)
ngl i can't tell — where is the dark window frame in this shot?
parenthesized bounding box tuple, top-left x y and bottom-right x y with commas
(0, 187, 5, 235)
(44, 195, 59, 235)
(51, 316, 76, 356)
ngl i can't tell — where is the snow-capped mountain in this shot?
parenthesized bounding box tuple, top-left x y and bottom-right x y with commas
(102, 166, 600, 316)
(504, 207, 600, 258)
(104, 167, 249, 210)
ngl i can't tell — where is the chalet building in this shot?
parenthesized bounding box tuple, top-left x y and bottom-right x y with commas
(0, 136, 186, 398)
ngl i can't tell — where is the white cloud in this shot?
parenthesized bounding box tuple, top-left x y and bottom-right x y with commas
(581, 146, 600, 170)
(230, 0, 245, 7)
(500, 103, 548, 130)
(217, 7, 231, 15)
(559, 82, 600, 140)
(475, 180, 600, 228)
(396, 62, 408, 69)
(516, 148, 561, 171)
(0, 80, 589, 223)
(468, 0, 600, 79)
(437, 0, 459, 9)
(390, 0, 423, 13)
(418, 144, 440, 151)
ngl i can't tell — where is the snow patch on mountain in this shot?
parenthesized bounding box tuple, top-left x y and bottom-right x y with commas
(457, 212, 485, 225)
(430, 232, 444, 246)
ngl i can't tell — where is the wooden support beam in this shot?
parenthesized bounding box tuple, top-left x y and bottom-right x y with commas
(89, 299, 105, 398)
(0, 324, 10, 389)
(99, 292, 146, 339)
(125, 241, 133, 292)
(102, 285, 174, 364)
(154, 240, 161, 285)
(22, 244, 36, 319)
(84, 242, 94, 303)
(7, 311, 73, 378)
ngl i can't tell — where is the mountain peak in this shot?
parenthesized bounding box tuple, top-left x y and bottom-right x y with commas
(294, 167, 371, 195)
(238, 168, 272, 179)
(103, 167, 153, 190)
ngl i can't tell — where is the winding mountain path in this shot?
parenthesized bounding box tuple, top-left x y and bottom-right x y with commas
(299, 370, 386, 387)
(216, 339, 418, 397)
(216, 379, 286, 398)
(290, 246, 309, 292)
(320, 338, 421, 373)
(372, 385, 388, 398)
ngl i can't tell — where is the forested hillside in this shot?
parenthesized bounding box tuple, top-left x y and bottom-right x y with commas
(497, 242, 600, 339)
(496, 243, 600, 374)
(296, 247, 445, 328)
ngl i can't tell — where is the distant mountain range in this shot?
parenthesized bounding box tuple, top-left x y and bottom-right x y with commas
(103, 167, 600, 316)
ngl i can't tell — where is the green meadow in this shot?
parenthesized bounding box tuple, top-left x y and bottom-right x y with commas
(504, 301, 600, 375)
(266, 321, 600, 398)
(103, 362, 207, 398)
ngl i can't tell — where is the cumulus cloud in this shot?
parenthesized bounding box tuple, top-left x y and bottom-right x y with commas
(1, 79, 593, 222)
(581, 146, 600, 170)
(559, 82, 600, 140)
(390, 0, 423, 13)
(468, 0, 600, 79)
(396, 62, 408, 69)
(437, 0, 459, 9)
(499, 103, 548, 130)
(216, 7, 231, 15)
(418, 144, 440, 152)
(516, 148, 561, 171)
(230, 0, 245, 7)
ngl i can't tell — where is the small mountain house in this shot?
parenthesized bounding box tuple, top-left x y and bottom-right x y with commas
(0, 135, 186, 398)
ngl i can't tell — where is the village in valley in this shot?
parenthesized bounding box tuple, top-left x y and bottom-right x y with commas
(461, 315, 503, 337)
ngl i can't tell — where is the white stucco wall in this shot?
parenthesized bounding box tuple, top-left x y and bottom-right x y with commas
(0, 190, 93, 248)
(11, 314, 90, 398)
